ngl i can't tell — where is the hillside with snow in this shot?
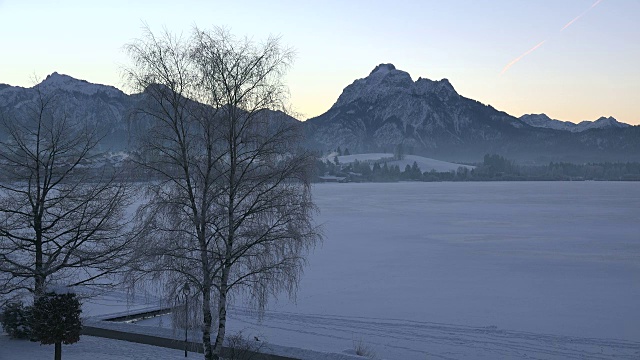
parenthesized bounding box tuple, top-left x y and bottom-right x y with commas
(328, 152, 474, 173)
(520, 113, 631, 132)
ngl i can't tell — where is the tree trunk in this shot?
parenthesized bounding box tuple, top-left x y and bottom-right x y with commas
(54, 342, 61, 360)
(212, 114, 235, 360)
(35, 228, 44, 295)
(212, 267, 229, 360)
(202, 284, 214, 360)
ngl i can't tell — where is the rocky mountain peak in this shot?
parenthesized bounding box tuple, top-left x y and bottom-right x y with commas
(437, 78, 456, 93)
(365, 63, 413, 85)
(577, 116, 629, 131)
(331, 64, 465, 109)
(37, 72, 124, 98)
(521, 114, 630, 132)
(414, 77, 458, 100)
(593, 116, 620, 125)
(44, 71, 64, 81)
(40, 72, 85, 89)
(332, 64, 413, 108)
(368, 63, 396, 76)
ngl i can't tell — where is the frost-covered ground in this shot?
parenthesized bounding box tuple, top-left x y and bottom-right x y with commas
(4, 182, 640, 359)
(0, 334, 190, 360)
(132, 182, 640, 359)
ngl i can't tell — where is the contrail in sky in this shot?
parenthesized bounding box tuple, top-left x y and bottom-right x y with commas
(500, 40, 547, 75)
(561, 0, 604, 31)
(501, 0, 605, 75)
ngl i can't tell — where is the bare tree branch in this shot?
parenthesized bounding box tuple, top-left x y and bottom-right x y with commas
(124, 26, 320, 360)
(0, 83, 136, 301)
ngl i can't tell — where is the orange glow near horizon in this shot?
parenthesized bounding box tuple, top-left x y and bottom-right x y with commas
(0, 1, 636, 125)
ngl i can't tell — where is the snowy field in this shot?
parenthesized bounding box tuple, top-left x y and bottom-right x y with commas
(3, 182, 640, 359)
(132, 182, 640, 359)
(383, 154, 474, 172)
(327, 153, 474, 172)
(0, 335, 190, 360)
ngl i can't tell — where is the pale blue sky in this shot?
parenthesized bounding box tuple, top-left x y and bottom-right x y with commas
(1, 0, 638, 124)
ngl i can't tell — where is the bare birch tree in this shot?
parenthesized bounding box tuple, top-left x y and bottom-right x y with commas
(0, 85, 133, 302)
(124, 26, 320, 360)
(191, 28, 319, 359)
(124, 27, 224, 358)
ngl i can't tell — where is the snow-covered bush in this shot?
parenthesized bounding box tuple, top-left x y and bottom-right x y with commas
(0, 302, 32, 339)
(224, 331, 265, 360)
(353, 338, 377, 359)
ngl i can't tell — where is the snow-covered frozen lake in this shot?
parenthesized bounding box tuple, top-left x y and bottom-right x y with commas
(127, 182, 640, 358)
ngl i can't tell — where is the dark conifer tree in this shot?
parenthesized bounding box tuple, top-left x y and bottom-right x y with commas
(31, 291, 82, 360)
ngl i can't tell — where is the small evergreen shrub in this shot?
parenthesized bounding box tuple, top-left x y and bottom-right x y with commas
(31, 292, 82, 345)
(1, 302, 32, 339)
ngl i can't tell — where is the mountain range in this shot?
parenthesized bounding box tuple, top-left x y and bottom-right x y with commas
(0, 72, 137, 152)
(519, 113, 630, 132)
(1, 66, 638, 164)
(304, 64, 639, 163)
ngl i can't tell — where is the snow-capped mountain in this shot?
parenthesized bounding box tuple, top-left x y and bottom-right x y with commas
(0, 73, 135, 151)
(334, 64, 460, 108)
(0, 73, 299, 153)
(38, 72, 124, 98)
(520, 114, 630, 132)
(519, 114, 575, 131)
(304, 63, 527, 161)
(303, 64, 640, 163)
(1, 70, 638, 163)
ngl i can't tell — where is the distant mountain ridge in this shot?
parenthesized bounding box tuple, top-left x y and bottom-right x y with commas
(520, 113, 630, 132)
(304, 64, 639, 163)
(0, 73, 136, 151)
(0, 70, 638, 163)
(0, 73, 298, 153)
